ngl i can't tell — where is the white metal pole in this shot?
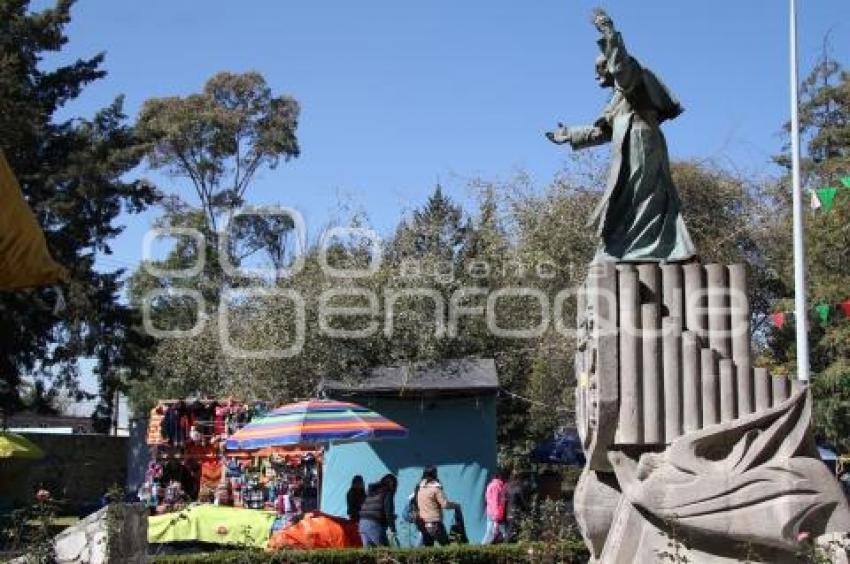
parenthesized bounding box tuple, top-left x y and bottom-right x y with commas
(790, 0, 810, 382)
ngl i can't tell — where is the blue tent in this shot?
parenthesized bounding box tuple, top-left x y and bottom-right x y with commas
(818, 445, 838, 462)
(531, 429, 585, 466)
(319, 358, 498, 546)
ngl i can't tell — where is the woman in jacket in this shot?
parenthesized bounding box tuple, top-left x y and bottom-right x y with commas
(358, 474, 398, 547)
(346, 475, 366, 522)
(415, 466, 459, 546)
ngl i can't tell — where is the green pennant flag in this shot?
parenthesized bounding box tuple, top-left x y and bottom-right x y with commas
(815, 303, 831, 324)
(816, 187, 839, 211)
(841, 176, 850, 188)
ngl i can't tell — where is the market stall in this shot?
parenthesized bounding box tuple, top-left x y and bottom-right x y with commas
(145, 398, 407, 551)
(141, 399, 263, 511)
(141, 399, 322, 516)
(223, 399, 406, 518)
(222, 446, 322, 518)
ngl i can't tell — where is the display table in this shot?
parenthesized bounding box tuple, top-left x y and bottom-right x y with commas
(148, 504, 276, 548)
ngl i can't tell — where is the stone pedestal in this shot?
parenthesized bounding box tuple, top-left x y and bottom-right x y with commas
(574, 261, 850, 563)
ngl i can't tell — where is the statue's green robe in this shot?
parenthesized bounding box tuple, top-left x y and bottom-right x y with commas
(569, 32, 695, 262)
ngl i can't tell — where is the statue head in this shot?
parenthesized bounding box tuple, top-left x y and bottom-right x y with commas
(595, 54, 614, 88)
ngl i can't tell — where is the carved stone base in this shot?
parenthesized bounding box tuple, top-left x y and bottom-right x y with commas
(575, 390, 850, 563)
(593, 497, 814, 563)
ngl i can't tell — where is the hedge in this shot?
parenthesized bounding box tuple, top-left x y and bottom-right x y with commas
(153, 541, 589, 563)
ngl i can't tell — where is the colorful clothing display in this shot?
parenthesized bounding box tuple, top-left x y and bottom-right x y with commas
(142, 398, 323, 524)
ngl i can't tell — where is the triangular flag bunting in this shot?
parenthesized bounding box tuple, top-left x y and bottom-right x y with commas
(810, 191, 822, 210)
(771, 312, 786, 329)
(839, 300, 850, 319)
(816, 187, 839, 211)
(814, 303, 831, 324)
(841, 176, 850, 189)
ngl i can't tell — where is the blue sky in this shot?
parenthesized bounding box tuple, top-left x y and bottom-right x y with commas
(38, 0, 849, 400)
(49, 0, 850, 269)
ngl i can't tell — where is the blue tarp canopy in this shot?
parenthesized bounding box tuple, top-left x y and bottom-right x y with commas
(531, 429, 585, 466)
(818, 445, 838, 462)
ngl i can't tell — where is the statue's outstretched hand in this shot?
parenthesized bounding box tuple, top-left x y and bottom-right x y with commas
(545, 123, 572, 146)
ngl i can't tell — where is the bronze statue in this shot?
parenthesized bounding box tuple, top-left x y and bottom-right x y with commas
(546, 9, 695, 263)
(565, 11, 850, 563)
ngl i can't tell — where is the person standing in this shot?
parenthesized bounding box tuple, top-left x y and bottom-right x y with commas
(482, 470, 508, 544)
(504, 470, 528, 542)
(415, 466, 459, 546)
(274, 482, 298, 529)
(346, 475, 366, 522)
(358, 474, 398, 547)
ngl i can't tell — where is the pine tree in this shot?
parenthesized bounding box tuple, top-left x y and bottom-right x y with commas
(0, 0, 158, 422)
(390, 185, 467, 264)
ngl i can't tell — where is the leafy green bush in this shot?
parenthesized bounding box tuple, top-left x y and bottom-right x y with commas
(0, 493, 57, 562)
(516, 498, 580, 545)
(153, 542, 589, 564)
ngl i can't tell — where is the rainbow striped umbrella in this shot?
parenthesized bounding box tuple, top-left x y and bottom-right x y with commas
(225, 399, 408, 450)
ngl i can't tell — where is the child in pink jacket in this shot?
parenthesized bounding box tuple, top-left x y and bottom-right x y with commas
(482, 470, 508, 544)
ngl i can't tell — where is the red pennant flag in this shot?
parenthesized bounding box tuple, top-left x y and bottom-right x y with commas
(839, 300, 850, 319)
(771, 312, 786, 329)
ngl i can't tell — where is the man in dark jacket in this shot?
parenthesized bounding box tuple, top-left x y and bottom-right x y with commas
(358, 474, 398, 547)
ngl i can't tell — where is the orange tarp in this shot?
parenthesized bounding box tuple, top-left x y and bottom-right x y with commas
(267, 511, 361, 550)
(0, 150, 66, 289)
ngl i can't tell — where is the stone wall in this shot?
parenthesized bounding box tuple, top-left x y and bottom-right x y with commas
(0, 433, 127, 513)
(54, 503, 148, 564)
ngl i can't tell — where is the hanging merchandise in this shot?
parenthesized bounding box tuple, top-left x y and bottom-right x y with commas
(214, 403, 228, 436)
(145, 461, 163, 482)
(243, 477, 266, 510)
(841, 176, 850, 189)
(142, 398, 275, 514)
(221, 447, 323, 514)
(142, 398, 326, 521)
(811, 190, 823, 210)
(771, 312, 786, 329)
